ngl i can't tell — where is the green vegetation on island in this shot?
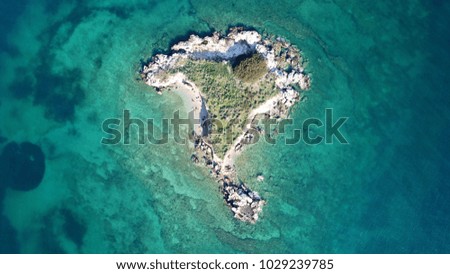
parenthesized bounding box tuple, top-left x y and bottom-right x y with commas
(174, 57, 278, 158)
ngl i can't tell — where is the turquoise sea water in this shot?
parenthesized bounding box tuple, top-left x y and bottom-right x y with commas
(0, 0, 449, 253)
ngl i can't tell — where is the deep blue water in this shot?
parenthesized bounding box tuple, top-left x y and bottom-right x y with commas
(0, 0, 449, 253)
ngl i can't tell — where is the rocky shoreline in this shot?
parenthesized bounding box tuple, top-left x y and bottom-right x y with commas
(141, 27, 310, 223)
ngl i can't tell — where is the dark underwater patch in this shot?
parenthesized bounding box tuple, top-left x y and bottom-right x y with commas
(6, 0, 154, 123)
(40, 211, 66, 254)
(0, 215, 20, 254)
(0, 182, 4, 205)
(39, 207, 87, 253)
(6, 58, 86, 123)
(32, 66, 85, 122)
(0, 180, 20, 254)
(104, 6, 132, 19)
(61, 208, 87, 248)
(0, 0, 28, 56)
(94, 56, 103, 69)
(0, 141, 46, 191)
(6, 2, 91, 123)
(8, 68, 34, 99)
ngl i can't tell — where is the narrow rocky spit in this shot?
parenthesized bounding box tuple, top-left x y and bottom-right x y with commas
(141, 27, 310, 223)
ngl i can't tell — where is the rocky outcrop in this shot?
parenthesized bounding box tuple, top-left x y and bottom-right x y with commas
(192, 135, 264, 224)
(141, 27, 311, 223)
(141, 27, 310, 93)
(222, 182, 264, 223)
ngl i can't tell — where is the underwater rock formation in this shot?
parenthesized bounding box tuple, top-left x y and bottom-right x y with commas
(0, 141, 46, 191)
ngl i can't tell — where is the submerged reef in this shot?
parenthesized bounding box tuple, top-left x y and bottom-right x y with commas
(0, 141, 46, 191)
(141, 27, 310, 223)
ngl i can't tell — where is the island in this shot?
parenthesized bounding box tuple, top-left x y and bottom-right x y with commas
(140, 27, 310, 223)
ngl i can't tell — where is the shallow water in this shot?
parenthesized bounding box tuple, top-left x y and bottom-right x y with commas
(0, 0, 449, 253)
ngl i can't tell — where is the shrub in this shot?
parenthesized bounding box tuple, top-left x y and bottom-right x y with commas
(233, 54, 268, 82)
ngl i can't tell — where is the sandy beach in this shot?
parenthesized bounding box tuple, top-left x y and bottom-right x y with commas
(163, 73, 207, 136)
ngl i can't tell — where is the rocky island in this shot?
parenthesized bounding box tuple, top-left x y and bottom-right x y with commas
(141, 27, 310, 223)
